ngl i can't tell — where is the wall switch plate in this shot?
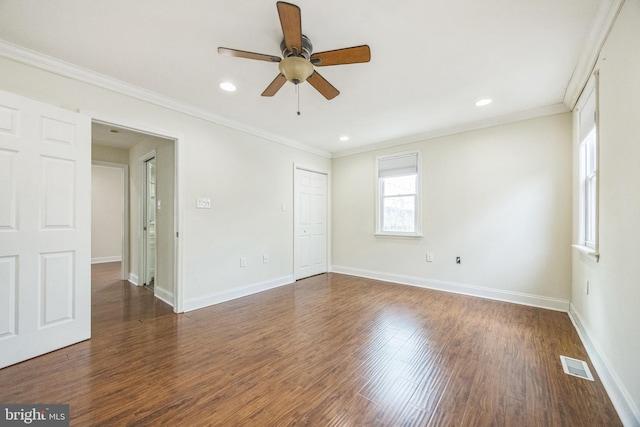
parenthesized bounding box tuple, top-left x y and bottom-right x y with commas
(426, 252, 434, 262)
(240, 257, 247, 267)
(263, 254, 269, 264)
(196, 197, 211, 209)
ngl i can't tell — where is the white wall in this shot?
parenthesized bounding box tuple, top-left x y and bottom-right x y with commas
(571, 1, 640, 424)
(181, 125, 329, 305)
(0, 57, 330, 312)
(332, 113, 572, 309)
(91, 164, 123, 263)
(92, 143, 129, 164)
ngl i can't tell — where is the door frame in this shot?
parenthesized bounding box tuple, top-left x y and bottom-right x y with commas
(92, 160, 130, 281)
(139, 151, 156, 289)
(293, 164, 331, 279)
(85, 111, 184, 313)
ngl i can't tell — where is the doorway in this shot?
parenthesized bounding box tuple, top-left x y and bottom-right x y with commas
(91, 161, 129, 281)
(142, 155, 157, 291)
(91, 119, 180, 311)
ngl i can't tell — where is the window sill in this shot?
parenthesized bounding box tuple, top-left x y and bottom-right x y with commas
(375, 233, 423, 239)
(572, 244, 600, 262)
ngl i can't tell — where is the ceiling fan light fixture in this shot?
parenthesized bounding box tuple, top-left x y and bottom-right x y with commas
(217, 2, 370, 100)
(279, 56, 314, 84)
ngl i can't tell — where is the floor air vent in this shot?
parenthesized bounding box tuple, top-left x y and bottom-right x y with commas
(560, 356, 594, 381)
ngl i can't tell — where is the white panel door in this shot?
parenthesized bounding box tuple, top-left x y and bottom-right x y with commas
(294, 168, 327, 280)
(0, 90, 91, 368)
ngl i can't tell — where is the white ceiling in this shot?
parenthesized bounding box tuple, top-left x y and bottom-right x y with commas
(0, 0, 606, 156)
(92, 122, 152, 149)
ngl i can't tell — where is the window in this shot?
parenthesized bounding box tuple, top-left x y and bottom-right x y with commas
(578, 78, 598, 251)
(582, 128, 597, 247)
(376, 151, 421, 236)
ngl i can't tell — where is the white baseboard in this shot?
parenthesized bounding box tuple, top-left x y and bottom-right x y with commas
(183, 275, 294, 313)
(154, 286, 174, 307)
(330, 265, 570, 312)
(128, 273, 139, 286)
(569, 304, 640, 427)
(91, 256, 122, 264)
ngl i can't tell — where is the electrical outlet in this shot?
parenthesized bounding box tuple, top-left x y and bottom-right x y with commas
(263, 254, 269, 264)
(456, 256, 461, 264)
(240, 257, 247, 267)
(426, 252, 433, 262)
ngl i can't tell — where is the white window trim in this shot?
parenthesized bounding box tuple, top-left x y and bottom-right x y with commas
(375, 150, 423, 238)
(573, 73, 600, 261)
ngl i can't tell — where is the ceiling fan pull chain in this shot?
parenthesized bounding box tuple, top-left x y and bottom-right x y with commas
(297, 83, 301, 116)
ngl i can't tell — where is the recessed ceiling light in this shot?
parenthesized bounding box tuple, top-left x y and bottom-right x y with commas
(475, 98, 492, 107)
(339, 136, 349, 142)
(219, 82, 237, 92)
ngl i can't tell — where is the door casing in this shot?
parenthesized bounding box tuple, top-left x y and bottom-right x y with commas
(88, 113, 183, 313)
(140, 151, 157, 289)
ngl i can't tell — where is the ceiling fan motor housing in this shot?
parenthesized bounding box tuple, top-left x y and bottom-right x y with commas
(281, 34, 313, 59)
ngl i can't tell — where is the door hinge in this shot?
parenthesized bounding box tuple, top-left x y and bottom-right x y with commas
(176, 232, 179, 238)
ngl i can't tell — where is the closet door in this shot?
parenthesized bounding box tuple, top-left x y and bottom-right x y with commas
(294, 168, 328, 280)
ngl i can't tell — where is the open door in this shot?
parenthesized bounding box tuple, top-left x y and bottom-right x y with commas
(0, 90, 91, 368)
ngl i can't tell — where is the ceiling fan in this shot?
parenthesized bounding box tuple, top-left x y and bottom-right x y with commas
(218, 1, 371, 100)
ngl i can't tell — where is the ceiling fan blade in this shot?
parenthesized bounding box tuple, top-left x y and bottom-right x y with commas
(218, 47, 281, 63)
(307, 71, 340, 100)
(277, 2, 302, 54)
(262, 74, 287, 97)
(310, 45, 371, 66)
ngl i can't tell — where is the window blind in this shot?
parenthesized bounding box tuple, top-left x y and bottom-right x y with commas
(378, 153, 418, 178)
(579, 87, 596, 142)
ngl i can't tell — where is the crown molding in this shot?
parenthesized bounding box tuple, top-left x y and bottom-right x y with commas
(0, 40, 332, 158)
(563, 0, 624, 110)
(332, 103, 569, 158)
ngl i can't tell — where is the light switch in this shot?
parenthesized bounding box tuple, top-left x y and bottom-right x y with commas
(196, 197, 211, 209)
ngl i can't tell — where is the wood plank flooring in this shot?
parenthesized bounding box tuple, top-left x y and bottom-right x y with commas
(0, 262, 621, 426)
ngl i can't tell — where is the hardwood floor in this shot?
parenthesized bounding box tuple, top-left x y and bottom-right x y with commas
(0, 263, 620, 426)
